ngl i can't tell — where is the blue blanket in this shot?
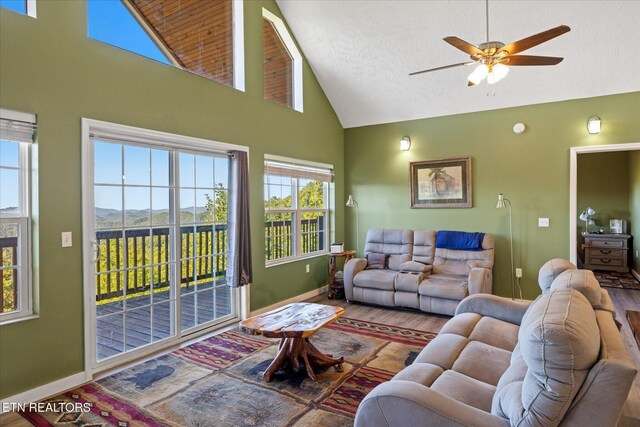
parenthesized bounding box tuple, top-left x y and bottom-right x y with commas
(436, 231, 485, 251)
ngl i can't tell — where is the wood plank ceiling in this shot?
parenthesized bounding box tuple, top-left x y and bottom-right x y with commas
(263, 18, 293, 107)
(125, 0, 234, 86)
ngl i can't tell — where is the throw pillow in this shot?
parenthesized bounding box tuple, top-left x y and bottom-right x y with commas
(366, 253, 387, 269)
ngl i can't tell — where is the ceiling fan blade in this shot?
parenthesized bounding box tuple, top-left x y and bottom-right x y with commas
(467, 80, 476, 87)
(443, 37, 484, 56)
(504, 55, 564, 66)
(409, 62, 474, 76)
(497, 25, 570, 55)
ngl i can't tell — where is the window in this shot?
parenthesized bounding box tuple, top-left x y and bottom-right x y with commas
(88, 0, 245, 90)
(264, 158, 331, 264)
(0, 0, 36, 17)
(0, 108, 36, 323)
(262, 8, 303, 112)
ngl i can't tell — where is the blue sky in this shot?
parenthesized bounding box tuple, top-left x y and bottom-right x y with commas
(88, 0, 171, 65)
(94, 141, 228, 212)
(0, 140, 20, 211)
(0, 0, 26, 14)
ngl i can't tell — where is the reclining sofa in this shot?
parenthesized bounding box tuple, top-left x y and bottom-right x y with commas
(355, 259, 637, 427)
(344, 229, 494, 315)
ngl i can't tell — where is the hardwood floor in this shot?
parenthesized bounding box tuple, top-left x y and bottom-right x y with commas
(1, 289, 638, 427)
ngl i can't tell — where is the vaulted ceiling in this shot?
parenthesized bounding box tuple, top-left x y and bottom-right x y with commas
(277, 0, 640, 128)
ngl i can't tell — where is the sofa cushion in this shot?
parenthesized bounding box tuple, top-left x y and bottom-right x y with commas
(468, 316, 519, 352)
(432, 234, 494, 276)
(364, 228, 413, 257)
(418, 274, 468, 300)
(438, 312, 482, 337)
(451, 341, 511, 386)
(414, 333, 468, 370)
(412, 230, 436, 264)
(388, 254, 411, 271)
(366, 253, 387, 270)
(492, 289, 600, 426)
(353, 269, 398, 291)
(538, 258, 576, 293)
(392, 362, 444, 387)
(550, 269, 601, 307)
(430, 370, 497, 412)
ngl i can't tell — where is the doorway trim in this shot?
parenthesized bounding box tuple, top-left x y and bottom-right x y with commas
(81, 118, 251, 378)
(569, 142, 640, 265)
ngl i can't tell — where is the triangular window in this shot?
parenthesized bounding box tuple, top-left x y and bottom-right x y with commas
(88, 0, 172, 65)
(88, 0, 243, 89)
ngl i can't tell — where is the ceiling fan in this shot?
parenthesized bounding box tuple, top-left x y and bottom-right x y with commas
(409, 1, 570, 86)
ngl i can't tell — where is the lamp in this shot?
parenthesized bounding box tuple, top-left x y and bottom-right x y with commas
(346, 195, 360, 254)
(587, 116, 601, 134)
(400, 136, 411, 151)
(579, 207, 596, 233)
(496, 193, 516, 300)
(468, 63, 489, 85)
(487, 63, 509, 84)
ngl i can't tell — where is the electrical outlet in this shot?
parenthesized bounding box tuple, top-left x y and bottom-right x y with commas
(515, 268, 523, 278)
(61, 232, 72, 248)
(305, 264, 310, 273)
(538, 218, 550, 228)
(636, 250, 639, 258)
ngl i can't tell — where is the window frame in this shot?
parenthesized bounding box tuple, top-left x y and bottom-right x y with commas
(262, 8, 303, 112)
(264, 159, 331, 266)
(0, 0, 36, 17)
(0, 139, 32, 324)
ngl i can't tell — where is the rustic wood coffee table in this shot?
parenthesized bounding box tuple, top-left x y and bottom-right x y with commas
(240, 302, 345, 382)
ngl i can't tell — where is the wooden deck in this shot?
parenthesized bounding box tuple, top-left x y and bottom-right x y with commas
(96, 283, 232, 360)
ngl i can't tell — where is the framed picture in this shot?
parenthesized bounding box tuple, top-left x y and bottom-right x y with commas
(410, 157, 472, 208)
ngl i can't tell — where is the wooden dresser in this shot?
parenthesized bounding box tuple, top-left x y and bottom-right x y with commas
(583, 233, 632, 273)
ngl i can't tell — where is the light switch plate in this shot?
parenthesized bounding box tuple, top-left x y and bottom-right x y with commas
(538, 218, 550, 228)
(61, 231, 72, 247)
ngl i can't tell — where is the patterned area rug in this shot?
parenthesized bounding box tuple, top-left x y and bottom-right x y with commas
(19, 317, 436, 427)
(593, 270, 640, 290)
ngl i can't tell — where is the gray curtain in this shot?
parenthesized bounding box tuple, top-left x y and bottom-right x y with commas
(227, 150, 252, 287)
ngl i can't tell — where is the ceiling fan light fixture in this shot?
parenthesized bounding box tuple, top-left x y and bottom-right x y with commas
(468, 63, 489, 84)
(487, 63, 509, 84)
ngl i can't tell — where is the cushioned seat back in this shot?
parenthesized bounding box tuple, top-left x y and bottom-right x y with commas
(412, 231, 436, 265)
(559, 310, 637, 426)
(550, 269, 601, 307)
(492, 289, 601, 427)
(538, 258, 576, 293)
(432, 234, 494, 275)
(364, 229, 413, 270)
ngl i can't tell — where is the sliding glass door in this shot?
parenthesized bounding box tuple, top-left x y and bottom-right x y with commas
(89, 136, 236, 369)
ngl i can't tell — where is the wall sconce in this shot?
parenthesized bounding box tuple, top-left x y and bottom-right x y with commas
(512, 123, 526, 134)
(400, 136, 411, 151)
(587, 116, 601, 134)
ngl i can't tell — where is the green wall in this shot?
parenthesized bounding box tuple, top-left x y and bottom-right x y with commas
(344, 92, 640, 300)
(577, 151, 630, 260)
(0, 1, 343, 398)
(630, 151, 640, 273)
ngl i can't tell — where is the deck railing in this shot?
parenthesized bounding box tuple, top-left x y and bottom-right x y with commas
(0, 236, 18, 312)
(95, 225, 228, 302)
(265, 217, 325, 260)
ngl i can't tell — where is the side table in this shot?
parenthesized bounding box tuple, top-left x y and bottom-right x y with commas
(328, 250, 355, 299)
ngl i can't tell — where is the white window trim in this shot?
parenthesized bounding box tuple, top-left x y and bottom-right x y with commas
(0, 142, 33, 324)
(26, 0, 36, 18)
(262, 8, 303, 112)
(264, 159, 331, 266)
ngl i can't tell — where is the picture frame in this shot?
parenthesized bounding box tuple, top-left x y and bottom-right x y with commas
(410, 157, 472, 208)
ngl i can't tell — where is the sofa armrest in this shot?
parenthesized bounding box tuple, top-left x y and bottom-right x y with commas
(468, 267, 492, 294)
(344, 258, 367, 301)
(355, 380, 509, 427)
(455, 294, 531, 326)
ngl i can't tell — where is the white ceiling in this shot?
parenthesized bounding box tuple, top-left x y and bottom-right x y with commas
(276, 0, 640, 128)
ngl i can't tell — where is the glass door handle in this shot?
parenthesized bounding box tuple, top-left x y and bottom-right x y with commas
(91, 240, 100, 263)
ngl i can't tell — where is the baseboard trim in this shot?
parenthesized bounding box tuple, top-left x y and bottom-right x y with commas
(1, 371, 89, 411)
(250, 285, 328, 317)
(632, 269, 640, 282)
